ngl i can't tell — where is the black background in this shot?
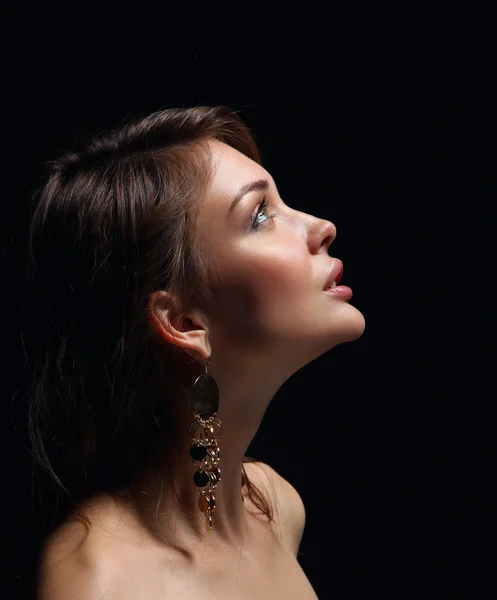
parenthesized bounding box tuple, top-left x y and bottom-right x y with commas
(2, 6, 494, 599)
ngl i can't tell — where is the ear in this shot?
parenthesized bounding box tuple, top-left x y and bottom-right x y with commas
(147, 291, 211, 361)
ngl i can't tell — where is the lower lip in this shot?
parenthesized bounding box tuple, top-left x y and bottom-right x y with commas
(324, 285, 353, 298)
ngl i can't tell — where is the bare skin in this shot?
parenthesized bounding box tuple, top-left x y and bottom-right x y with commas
(39, 462, 318, 599)
(37, 139, 365, 598)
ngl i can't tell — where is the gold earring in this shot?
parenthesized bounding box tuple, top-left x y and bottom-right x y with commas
(188, 358, 223, 532)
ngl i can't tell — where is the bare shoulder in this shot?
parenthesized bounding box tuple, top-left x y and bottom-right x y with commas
(37, 519, 126, 600)
(38, 545, 116, 600)
(36, 502, 165, 600)
(244, 460, 306, 555)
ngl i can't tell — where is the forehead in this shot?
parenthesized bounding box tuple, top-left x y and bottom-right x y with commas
(205, 140, 269, 209)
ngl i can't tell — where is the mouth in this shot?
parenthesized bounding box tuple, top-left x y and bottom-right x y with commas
(323, 259, 344, 290)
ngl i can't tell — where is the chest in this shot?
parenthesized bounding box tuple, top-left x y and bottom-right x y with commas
(143, 545, 319, 600)
(227, 551, 319, 600)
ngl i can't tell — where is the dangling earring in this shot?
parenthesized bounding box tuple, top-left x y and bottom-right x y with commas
(188, 357, 223, 532)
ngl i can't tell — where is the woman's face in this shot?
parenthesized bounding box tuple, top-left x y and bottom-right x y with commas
(194, 140, 366, 366)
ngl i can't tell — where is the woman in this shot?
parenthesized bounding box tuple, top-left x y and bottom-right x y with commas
(25, 106, 365, 598)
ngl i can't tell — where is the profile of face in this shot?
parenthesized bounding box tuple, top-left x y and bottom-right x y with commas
(184, 140, 366, 372)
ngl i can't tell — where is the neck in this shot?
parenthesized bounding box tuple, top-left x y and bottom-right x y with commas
(119, 354, 292, 557)
(124, 390, 262, 554)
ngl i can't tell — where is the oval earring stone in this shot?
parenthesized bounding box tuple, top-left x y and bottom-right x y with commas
(191, 374, 219, 420)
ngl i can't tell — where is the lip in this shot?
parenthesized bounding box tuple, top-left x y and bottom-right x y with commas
(323, 258, 344, 290)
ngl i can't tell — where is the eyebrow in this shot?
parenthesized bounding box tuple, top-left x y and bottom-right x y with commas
(228, 178, 269, 215)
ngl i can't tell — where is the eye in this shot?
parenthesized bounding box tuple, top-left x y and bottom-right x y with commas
(250, 194, 278, 230)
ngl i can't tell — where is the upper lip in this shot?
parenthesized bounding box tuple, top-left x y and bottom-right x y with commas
(323, 258, 344, 289)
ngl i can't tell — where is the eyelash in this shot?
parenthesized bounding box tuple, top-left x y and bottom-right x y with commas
(250, 194, 278, 230)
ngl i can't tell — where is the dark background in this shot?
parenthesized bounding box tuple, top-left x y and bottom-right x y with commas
(2, 6, 494, 599)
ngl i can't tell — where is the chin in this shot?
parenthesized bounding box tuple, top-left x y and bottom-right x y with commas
(348, 308, 366, 339)
(334, 305, 366, 344)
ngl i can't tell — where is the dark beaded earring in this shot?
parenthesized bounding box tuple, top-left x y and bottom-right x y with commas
(188, 358, 223, 532)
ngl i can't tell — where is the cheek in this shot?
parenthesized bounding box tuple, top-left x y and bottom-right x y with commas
(249, 248, 313, 298)
(225, 236, 309, 286)
(211, 249, 313, 338)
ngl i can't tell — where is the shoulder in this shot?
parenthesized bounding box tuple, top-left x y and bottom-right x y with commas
(36, 502, 159, 600)
(244, 460, 306, 555)
(37, 524, 109, 599)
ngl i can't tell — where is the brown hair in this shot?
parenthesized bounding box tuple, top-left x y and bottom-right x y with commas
(23, 106, 275, 549)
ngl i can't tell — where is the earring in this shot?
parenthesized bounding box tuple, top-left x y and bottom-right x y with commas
(188, 358, 223, 532)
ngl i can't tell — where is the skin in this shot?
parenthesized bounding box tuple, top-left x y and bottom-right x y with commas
(142, 139, 366, 563)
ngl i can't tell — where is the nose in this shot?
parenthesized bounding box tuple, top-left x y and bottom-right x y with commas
(310, 219, 336, 255)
